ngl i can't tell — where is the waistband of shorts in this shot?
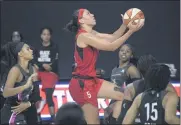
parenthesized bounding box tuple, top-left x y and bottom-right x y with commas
(72, 75, 94, 80)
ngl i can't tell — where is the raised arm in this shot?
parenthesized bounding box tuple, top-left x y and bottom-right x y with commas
(78, 30, 133, 51)
(93, 24, 127, 42)
(92, 14, 128, 42)
(78, 19, 144, 51)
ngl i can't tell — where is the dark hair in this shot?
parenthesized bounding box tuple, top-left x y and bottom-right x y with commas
(137, 54, 157, 77)
(40, 27, 53, 35)
(64, 9, 80, 33)
(0, 42, 25, 88)
(55, 102, 86, 125)
(11, 31, 23, 41)
(2, 42, 25, 67)
(120, 44, 138, 66)
(145, 63, 170, 92)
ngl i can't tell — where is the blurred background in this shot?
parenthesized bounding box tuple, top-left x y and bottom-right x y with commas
(1, 1, 180, 80)
(1, 0, 180, 122)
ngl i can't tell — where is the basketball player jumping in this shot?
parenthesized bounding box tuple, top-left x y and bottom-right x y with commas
(66, 8, 144, 124)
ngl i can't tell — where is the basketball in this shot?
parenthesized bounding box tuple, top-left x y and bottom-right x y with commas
(123, 8, 145, 25)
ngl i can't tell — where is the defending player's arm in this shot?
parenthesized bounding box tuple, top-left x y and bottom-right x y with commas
(122, 93, 142, 124)
(123, 83, 135, 101)
(127, 66, 141, 81)
(164, 92, 180, 124)
(3, 67, 35, 97)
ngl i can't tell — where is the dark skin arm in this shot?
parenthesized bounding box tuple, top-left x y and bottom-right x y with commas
(122, 93, 142, 124)
(127, 65, 141, 79)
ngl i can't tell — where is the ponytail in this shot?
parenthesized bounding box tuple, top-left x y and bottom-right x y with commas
(64, 20, 79, 33)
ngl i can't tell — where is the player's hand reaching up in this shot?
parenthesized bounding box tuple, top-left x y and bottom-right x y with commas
(128, 19, 144, 32)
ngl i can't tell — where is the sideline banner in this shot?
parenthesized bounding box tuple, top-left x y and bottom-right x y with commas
(39, 82, 180, 118)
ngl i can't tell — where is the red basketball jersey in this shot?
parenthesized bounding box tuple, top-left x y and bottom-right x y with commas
(72, 29, 99, 77)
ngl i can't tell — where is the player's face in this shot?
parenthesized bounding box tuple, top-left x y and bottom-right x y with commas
(12, 31, 21, 42)
(80, 9, 96, 26)
(19, 44, 33, 60)
(41, 29, 51, 43)
(119, 45, 133, 62)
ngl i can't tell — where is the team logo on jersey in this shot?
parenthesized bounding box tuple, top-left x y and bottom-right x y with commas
(120, 69, 125, 73)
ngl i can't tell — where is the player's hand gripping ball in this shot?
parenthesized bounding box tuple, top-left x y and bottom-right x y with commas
(123, 8, 145, 26)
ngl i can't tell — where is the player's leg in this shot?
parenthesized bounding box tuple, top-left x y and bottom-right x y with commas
(81, 103, 100, 124)
(97, 80, 125, 100)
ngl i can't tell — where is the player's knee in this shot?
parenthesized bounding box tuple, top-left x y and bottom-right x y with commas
(47, 98, 54, 107)
(47, 101, 54, 107)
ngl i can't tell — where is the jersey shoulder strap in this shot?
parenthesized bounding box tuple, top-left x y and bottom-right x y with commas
(15, 64, 33, 78)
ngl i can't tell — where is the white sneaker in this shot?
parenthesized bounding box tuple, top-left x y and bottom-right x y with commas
(37, 99, 46, 113)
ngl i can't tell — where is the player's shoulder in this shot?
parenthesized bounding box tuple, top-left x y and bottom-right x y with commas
(127, 65, 138, 72)
(165, 91, 178, 99)
(112, 65, 118, 71)
(78, 32, 92, 38)
(162, 91, 179, 108)
(9, 66, 21, 75)
(136, 92, 143, 99)
(77, 32, 92, 43)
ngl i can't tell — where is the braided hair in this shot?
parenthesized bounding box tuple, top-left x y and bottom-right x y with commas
(145, 63, 170, 92)
(137, 54, 157, 77)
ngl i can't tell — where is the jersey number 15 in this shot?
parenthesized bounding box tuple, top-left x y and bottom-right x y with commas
(144, 102, 158, 121)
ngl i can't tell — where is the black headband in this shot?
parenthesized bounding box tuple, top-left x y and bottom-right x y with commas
(15, 42, 25, 56)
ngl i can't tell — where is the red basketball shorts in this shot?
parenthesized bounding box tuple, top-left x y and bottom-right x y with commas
(38, 71, 59, 90)
(69, 77, 104, 107)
